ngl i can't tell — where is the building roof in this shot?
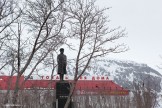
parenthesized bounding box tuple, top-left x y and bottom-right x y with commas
(0, 75, 129, 95)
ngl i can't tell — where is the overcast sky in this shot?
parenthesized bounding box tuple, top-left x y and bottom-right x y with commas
(95, 0, 162, 72)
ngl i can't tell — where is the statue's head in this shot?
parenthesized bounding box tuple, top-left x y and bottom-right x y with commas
(60, 48, 64, 54)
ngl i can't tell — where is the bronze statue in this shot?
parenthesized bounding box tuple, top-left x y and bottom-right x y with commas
(57, 48, 67, 81)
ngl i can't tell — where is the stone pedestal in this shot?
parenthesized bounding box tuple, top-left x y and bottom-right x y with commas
(56, 81, 71, 108)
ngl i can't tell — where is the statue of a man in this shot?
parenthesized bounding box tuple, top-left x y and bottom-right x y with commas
(57, 48, 67, 81)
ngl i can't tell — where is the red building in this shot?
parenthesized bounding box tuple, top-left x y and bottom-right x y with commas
(0, 75, 129, 95)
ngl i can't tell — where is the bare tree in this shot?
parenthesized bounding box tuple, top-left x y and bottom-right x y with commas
(0, 0, 21, 71)
(0, 0, 22, 104)
(0, 0, 21, 34)
(64, 0, 127, 107)
(132, 78, 159, 108)
(0, 0, 67, 104)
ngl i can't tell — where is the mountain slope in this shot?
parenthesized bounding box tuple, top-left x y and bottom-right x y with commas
(67, 58, 162, 92)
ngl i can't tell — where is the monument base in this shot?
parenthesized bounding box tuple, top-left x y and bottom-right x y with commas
(56, 81, 72, 108)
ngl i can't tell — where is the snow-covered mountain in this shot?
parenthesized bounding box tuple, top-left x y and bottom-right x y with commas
(67, 58, 162, 92)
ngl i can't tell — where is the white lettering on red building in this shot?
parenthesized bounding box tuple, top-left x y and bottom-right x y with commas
(25, 75, 109, 80)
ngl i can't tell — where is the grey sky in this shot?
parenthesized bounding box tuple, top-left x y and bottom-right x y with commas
(95, 0, 162, 72)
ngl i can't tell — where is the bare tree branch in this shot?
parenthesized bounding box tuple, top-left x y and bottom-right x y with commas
(64, 0, 128, 107)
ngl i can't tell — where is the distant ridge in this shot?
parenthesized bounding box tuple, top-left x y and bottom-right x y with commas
(67, 58, 162, 92)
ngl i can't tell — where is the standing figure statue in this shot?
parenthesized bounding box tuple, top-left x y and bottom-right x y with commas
(57, 48, 67, 81)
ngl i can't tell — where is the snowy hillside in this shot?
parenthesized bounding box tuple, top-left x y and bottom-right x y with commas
(67, 58, 162, 92)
